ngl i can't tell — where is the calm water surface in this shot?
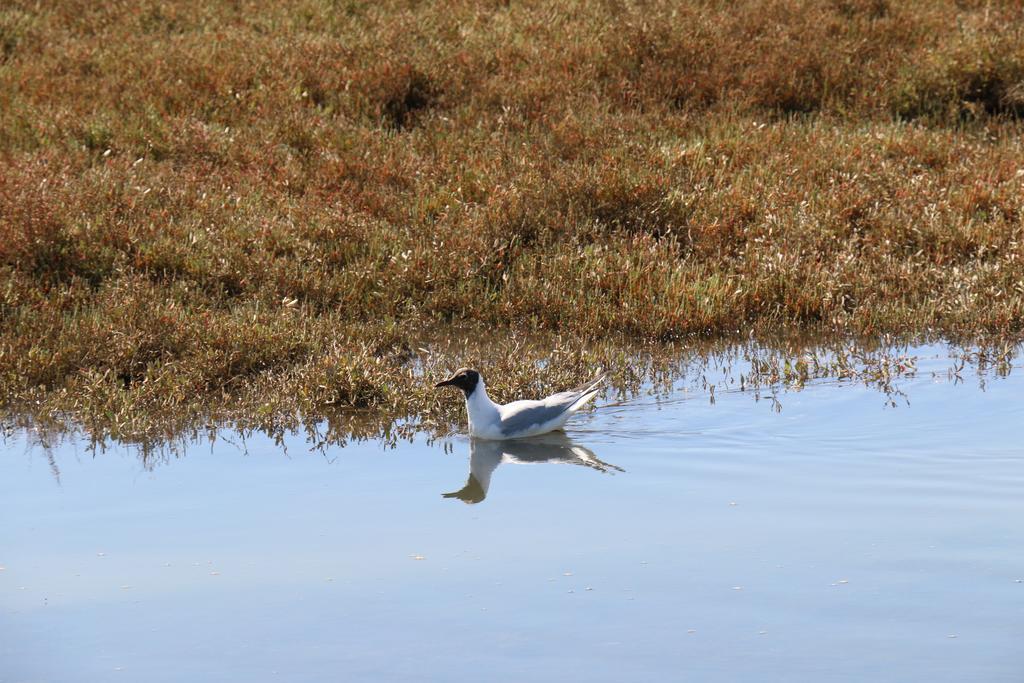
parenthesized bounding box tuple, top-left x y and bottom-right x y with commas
(2, 347, 1023, 682)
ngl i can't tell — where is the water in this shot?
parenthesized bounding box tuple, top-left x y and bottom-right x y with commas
(2, 347, 1023, 682)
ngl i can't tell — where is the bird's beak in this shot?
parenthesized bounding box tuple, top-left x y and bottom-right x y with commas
(434, 378, 454, 388)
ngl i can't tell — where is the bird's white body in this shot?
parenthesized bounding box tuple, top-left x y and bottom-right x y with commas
(463, 375, 604, 440)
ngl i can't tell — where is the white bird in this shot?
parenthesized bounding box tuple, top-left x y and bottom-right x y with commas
(434, 368, 605, 439)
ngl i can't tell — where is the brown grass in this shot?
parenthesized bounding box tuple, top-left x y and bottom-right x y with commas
(1, 0, 1023, 442)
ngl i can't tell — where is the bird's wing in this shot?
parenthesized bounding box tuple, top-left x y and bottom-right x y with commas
(498, 374, 606, 437)
(498, 399, 570, 437)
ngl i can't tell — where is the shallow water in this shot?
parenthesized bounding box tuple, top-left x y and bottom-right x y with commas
(2, 346, 1023, 682)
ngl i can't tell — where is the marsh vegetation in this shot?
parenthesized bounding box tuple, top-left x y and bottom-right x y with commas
(2, 0, 1023, 440)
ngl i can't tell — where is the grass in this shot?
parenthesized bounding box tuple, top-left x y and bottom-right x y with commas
(8, 336, 1016, 464)
(2, 0, 1023, 443)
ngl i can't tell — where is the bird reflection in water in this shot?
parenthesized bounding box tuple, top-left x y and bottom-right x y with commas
(443, 432, 623, 504)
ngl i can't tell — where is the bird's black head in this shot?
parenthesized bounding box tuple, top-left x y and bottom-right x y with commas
(434, 367, 481, 397)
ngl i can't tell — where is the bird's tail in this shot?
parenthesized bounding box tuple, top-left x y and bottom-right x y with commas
(567, 372, 607, 412)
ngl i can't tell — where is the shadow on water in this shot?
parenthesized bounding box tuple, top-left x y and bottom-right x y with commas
(443, 433, 623, 504)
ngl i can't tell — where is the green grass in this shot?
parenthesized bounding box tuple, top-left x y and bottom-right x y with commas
(2, 0, 1023, 443)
